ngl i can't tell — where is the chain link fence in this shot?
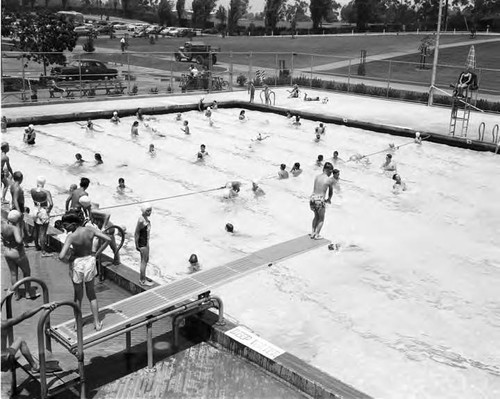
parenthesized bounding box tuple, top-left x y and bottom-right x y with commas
(2, 50, 499, 111)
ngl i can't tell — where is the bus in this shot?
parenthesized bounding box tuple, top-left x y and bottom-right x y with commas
(56, 11, 84, 26)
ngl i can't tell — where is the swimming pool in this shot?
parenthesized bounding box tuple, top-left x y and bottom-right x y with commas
(6, 107, 500, 398)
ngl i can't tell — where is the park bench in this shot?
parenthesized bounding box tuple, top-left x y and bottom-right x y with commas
(49, 79, 126, 98)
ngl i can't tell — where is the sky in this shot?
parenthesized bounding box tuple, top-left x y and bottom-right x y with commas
(186, 0, 351, 14)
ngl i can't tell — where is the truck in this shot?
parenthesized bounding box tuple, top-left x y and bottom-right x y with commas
(174, 42, 219, 65)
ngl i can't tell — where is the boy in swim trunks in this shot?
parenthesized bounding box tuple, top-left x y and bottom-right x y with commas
(309, 162, 335, 239)
(59, 213, 111, 331)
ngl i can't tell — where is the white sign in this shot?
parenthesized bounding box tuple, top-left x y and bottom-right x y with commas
(225, 326, 285, 360)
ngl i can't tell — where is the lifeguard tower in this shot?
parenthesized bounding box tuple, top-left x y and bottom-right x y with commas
(449, 46, 478, 137)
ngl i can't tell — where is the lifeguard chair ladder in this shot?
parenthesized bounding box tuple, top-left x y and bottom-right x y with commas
(449, 87, 477, 137)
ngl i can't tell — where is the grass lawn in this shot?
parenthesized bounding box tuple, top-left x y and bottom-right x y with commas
(328, 41, 500, 93)
(92, 34, 485, 70)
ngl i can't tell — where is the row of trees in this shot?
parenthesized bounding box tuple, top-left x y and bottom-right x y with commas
(342, 0, 500, 31)
(3, 0, 499, 33)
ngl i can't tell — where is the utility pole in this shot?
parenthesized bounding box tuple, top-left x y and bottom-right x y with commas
(428, 0, 444, 106)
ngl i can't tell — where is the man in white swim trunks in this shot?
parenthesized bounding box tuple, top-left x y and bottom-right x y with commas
(309, 162, 335, 239)
(59, 213, 111, 331)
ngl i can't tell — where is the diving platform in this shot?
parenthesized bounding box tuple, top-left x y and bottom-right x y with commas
(50, 234, 330, 350)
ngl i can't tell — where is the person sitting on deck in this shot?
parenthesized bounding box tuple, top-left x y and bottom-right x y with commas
(304, 93, 321, 101)
(2, 302, 58, 374)
(289, 84, 300, 98)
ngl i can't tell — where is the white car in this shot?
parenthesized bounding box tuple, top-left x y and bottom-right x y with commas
(159, 27, 174, 36)
(167, 28, 180, 37)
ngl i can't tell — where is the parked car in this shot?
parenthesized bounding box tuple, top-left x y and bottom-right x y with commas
(97, 25, 115, 35)
(51, 59, 118, 81)
(167, 28, 180, 37)
(74, 25, 94, 36)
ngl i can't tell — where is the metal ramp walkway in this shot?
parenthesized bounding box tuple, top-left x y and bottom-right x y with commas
(50, 234, 329, 350)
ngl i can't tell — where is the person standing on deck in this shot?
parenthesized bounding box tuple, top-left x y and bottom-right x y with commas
(135, 203, 154, 287)
(1, 142, 14, 204)
(309, 162, 335, 240)
(30, 176, 53, 256)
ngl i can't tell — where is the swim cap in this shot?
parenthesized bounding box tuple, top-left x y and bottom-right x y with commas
(207, 107, 211, 110)
(189, 254, 198, 264)
(7, 210, 22, 223)
(251, 177, 260, 185)
(79, 196, 92, 208)
(29, 124, 34, 129)
(37, 176, 46, 186)
(141, 202, 152, 212)
(415, 132, 421, 137)
(113, 111, 118, 116)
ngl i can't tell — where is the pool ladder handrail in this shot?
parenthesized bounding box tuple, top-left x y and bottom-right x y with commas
(478, 122, 499, 143)
(1, 277, 86, 399)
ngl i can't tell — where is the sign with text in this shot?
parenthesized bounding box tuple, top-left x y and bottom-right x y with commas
(225, 326, 285, 360)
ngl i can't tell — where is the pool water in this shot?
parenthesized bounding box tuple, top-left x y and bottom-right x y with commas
(6, 108, 500, 398)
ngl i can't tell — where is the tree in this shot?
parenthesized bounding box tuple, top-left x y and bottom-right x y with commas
(215, 5, 227, 30)
(310, 0, 333, 29)
(158, 0, 175, 26)
(354, 0, 377, 30)
(341, 0, 357, 23)
(16, 11, 78, 76)
(176, 0, 186, 26)
(192, 0, 217, 28)
(264, 0, 286, 35)
(228, 0, 249, 35)
(284, 0, 308, 37)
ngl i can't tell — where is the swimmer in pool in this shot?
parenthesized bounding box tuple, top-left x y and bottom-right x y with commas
(110, 111, 120, 124)
(315, 123, 326, 135)
(94, 153, 103, 166)
(211, 100, 218, 110)
(381, 154, 397, 171)
(198, 98, 205, 112)
(415, 131, 422, 144)
(148, 144, 156, 157)
(252, 133, 270, 142)
(316, 155, 324, 167)
(309, 162, 335, 240)
(291, 162, 302, 177)
(181, 120, 190, 135)
(74, 153, 86, 166)
(292, 115, 301, 126)
(252, 180, 265, 197)
(392, 173, 407, 191)
(23, 125, 36, 145)
(314, 133, 321, 143)
(278, 164, 289, 179)
(175, 113, 182, 121)
(117, 178, 126, 193)
(239, 110, 247, 121)
(136, 108, 144, 121)
(131, 121, 139, 136)
(205, 107, 212, 118)
(188, 253, 200, 273)
(332, 151, 344, 165)
(199, 144, 208, 158)
(286, 111, 293, 119)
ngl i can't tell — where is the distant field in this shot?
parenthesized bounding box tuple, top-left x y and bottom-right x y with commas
(328, 41, 500, 92)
